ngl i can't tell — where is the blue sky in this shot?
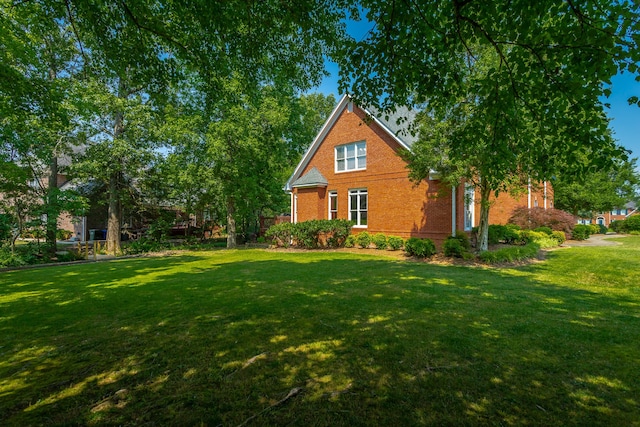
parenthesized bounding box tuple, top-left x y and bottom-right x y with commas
(314, 17, 640, 162)
(316, 62, 639, 161)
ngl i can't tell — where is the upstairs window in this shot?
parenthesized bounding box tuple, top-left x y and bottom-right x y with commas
(336, 141, 366, 172)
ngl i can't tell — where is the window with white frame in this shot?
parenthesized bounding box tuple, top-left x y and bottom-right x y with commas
(328, 191, 338, 219)
(464, 184, 474, 231)
(336, 141, 366, 172)
(349, 189, 368, 227)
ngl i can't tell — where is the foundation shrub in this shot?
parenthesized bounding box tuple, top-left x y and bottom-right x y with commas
(372, 233, 387, 250)
(266, 220, 353, 249)
(265, 222, 294, 248)
(355, 231, 372, 248)
(444, 231, 472, 258)
(344, 235, 356, 248)
(405, 237, 436, 258)
(387, 236, 404, 251)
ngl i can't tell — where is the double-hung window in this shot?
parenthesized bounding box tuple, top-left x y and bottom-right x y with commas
(336, 141, 366, 172)
(349, 189, 368, 227)
(328, 191, 338, 219)
(464, 184, 474, 231)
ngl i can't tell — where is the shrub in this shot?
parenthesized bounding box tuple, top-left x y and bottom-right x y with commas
(444, 231, 472, 258)
(355, 231, 372, 248)
(387, 236, 404, 251)
(265, 222, 294, 248)
(324, 219, 354, 248)
(624, 215, 640, 232)
(488, 224, 523, 245)
(488, 224, 506, 245)
(56, 249, 85, 262)
(571, 224, 592, 241)
(588, 224, 600, 235)
(344, 235, 356, 248)
(631, 230, 640, 235)
(0, 214, 13, 244)
(609, 220, 624, 233)
(533, 226, 552, 236)
(372, 233, 387, 250)
(405, 237, 436, 258)
(479, 242, 540, 263)
(509, 207, 576, 235)
(551, 230, 566, 245)
(269, 219, 354, 249)
(0, 248, 26, 267)
(443, 238, 464, 258)
(124, 238, 170, 254)
(56, 229, 73, 240)
(596, 224, 608, 234)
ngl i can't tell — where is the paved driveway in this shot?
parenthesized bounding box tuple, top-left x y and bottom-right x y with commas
(563, 233, 627, 247)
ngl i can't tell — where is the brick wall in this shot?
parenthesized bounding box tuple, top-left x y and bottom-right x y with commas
(292, 103, 554, 245)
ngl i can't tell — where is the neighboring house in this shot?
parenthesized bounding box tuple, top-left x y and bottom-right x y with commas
(579, 202, 638, 227)
(285, 95, 552, 245)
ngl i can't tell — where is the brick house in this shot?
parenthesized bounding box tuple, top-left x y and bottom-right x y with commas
(285, 95, 552, 245)
(579, 202, 638, 227)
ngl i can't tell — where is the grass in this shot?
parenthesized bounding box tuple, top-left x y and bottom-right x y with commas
(1, 238, 639, 426)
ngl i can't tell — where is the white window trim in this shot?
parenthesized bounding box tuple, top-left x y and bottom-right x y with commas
(328, 191, 338, 220)
(335, 141, 366, 173)
(348, 188, 368, 228)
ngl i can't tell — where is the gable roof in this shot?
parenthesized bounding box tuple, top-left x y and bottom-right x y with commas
(285, 94, 417, 191)
(291, 167, 328, 188)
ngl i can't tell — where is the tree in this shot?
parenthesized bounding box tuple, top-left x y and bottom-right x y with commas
(47, 0, 347, 252)
(553, 157, 640, 217)
(1, 1, 86, 254)
(339, 1, 639, 251)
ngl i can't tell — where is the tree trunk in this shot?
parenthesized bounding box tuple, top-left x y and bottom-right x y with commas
(476, 183, 492, 252)
(226, 196, 237, 248)
(106, 77, 126, 255)
(106, 171, 121, 255)
(45, 155, 58, 255)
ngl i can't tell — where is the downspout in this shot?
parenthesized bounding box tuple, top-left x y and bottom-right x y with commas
(290, 192, 294, 222)
(451, 185, 457, 236)
(527, 178, 532, 209)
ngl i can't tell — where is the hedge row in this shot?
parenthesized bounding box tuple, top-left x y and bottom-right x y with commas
(344, 232, 406, 251)
(265, 219, 354, 249)
(484, 224, 566, 246)
(610, 216, 640, 233)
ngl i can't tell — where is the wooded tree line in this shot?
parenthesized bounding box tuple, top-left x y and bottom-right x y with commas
(1, 1, 639, 253)
(1, 0, 342, 252)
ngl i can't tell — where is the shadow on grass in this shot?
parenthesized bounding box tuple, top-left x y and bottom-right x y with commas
(1, 250, 639, 425)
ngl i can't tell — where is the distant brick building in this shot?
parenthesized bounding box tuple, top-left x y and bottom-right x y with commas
(578, 202, 638, 227)
(284, 95, 552, 246)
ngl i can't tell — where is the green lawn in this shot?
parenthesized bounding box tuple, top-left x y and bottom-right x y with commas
(1, 238, 639, 426)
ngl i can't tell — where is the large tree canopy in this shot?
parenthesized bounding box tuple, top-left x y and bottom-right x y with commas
(553, 157, 640, 217)
(2, 0, 349, 252)
(339, 0, 639, 250)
